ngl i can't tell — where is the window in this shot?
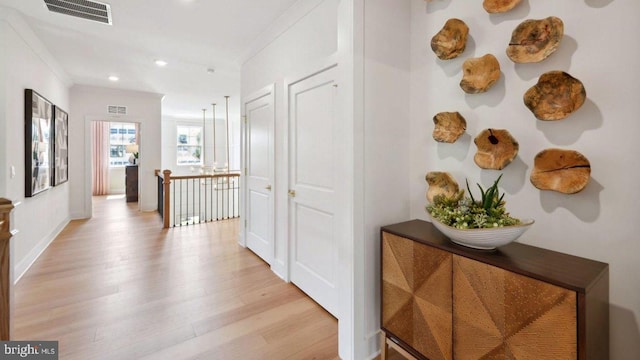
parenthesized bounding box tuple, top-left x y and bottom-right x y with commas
(109, 122, 137, 167)
(177, 125, 202, 165)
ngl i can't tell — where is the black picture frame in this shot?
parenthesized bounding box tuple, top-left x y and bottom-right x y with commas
(25, 89, 53, 197)
(52, 106, 69, 186)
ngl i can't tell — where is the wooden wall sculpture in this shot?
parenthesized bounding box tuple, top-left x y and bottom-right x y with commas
(474, 129, 519, 170)
(431, 19, 469, 60)
(507, 17, 564, 63)
(483, 0, 522, 14)
(460, 54, 501, 94)
(425, 2, 591, 196)
(524, 71, 586, 121)
(530, 148, 591, 194)
(425, 172, 460, 203)
(432, 112, 466, 143)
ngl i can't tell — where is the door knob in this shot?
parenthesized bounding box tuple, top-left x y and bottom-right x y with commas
(288, 190, 296, 197)
(265, 185, 272, 191)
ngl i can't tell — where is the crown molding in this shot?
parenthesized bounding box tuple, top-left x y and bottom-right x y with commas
(238, 0, 326, 66)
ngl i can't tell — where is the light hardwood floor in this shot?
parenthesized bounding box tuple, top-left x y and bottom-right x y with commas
(13, 196, 341, 359)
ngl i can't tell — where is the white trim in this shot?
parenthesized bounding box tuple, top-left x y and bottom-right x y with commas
(282, 56, 339, 286)
(241, 83, 277, 269)
(270, 265, 287, 281)
(270, 259, 287, 281)
(175, 123, 204, 167)
(239, 94, 246, 249)
(365, 330, 382, 360)
(283, 55, 339, 88)
(84, 116, 145, 218)
(14, 217, 70, 284)
(335, 0, 364, 358)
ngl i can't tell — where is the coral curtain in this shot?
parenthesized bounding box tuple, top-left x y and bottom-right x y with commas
(92, 121, 111, 195)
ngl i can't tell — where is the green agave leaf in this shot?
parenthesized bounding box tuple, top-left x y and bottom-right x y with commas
(466, 179, 476, 204)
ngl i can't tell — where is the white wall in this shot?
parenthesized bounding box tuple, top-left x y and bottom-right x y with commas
(362, 0, 411, 357)
(241, 0, 339, 277)
(410, 0, 640, 358)
(69, 85, 162, 216)
(0, 8, 72, 281)
(109, 167, 125, 194)
(242, 1, 412, 358)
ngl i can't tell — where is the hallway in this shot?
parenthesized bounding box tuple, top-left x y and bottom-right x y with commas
(13, 196, 339, 359)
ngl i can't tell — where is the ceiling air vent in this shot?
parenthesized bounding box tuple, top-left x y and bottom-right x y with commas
(44, 0, 113, 25)
(107, 105, 127, 115)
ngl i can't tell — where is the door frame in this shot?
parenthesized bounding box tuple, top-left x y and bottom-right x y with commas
(285, 59, 340, 317)
(283, 50, 359, 358)
(83, 116, 143, 218)
(240, 84, 276, 262)
(283, 54, 340, 278)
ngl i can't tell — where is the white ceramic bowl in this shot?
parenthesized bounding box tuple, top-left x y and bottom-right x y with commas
(428, 213, 534, 250)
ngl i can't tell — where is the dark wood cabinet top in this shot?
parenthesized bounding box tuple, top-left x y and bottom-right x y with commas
(381, 219, 608, 294)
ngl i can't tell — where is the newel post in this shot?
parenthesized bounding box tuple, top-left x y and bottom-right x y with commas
(0, 198, 15, 340)
(163, 170, 172, 229)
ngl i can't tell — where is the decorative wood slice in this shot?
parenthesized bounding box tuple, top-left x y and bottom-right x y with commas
(530, 149, 591, 194)
(474, 129, 519, 170)
(507, 17, 564, 63)
(483, 0, 523, 13)
(431, 19, 469, 60)
(524, 71, 586, 121)
(433, 112, 467, 143)
(460, 54, 501, 94)
(425, 172, 460, 203)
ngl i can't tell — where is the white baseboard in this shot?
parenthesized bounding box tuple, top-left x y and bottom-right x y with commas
(237, 232, 246, 248)
(270, 259, 288, 282)
(70, 212, 88, 220)
(14, 217, 70, 284)
(366, 330, 382, 360)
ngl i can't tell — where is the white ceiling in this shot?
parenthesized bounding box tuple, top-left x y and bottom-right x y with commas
(0, 0, 299, 118)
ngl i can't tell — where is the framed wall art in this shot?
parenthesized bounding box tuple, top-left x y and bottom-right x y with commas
(25, 89, 53, 197)
(52, 105, 69, 186)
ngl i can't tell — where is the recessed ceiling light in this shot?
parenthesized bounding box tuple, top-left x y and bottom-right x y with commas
(108, 75, 119, 82)
(155, 59, 168, 67)
(206, 68, 215, 74)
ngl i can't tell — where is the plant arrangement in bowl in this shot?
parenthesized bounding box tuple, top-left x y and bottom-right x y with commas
(426, 174, 533, 250)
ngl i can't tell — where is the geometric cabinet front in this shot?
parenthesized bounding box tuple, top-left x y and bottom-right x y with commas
(381, 221, 608, 360)
(382, 232, 579, 360)
(382, 233, 453, 360)
(453, 255, 577, 359)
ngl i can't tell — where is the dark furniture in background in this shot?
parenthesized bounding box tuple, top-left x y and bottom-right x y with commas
(125, 165, 138, 202)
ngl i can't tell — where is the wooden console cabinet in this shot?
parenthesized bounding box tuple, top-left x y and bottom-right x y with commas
(125, 165, 138, 202)
(381, 220, 609, 360)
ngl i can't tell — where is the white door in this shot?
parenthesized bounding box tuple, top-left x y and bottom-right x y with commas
(244, 86, 275, 265)
(288, 64, 340, 317)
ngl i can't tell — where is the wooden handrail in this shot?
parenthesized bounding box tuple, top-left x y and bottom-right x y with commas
(158, 169, 241, 228)
(0, 198, 15, 340)
(167, 173, 240, 181)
